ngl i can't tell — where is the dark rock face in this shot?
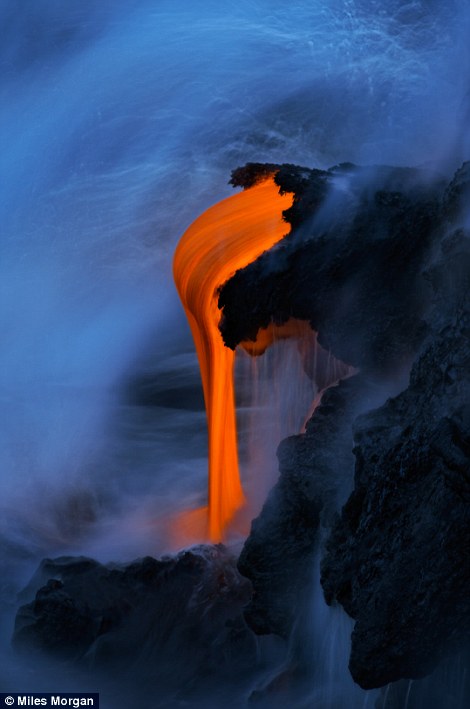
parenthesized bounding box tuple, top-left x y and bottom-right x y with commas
(220, 162, 470, 689)
(443, 161, 470, 223)
(238, 374, 379, 638)
(13, 546, 260, 690)
(12, 162, 469, 698)
(375, 664, 469, 709)
(220, 163, 444, 372)
(322, 233, 470, 688)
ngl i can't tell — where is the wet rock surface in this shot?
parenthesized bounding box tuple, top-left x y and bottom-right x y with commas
(220, 162, 444, 372)
(13, 545, 267, 696)
(321, 232, 470, 688)
(12, 162, 470, 698)
(238, 374, 379, 638)
(221, 162, 470, 689)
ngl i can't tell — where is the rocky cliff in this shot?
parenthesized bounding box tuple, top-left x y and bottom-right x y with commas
(12, 162, 470, 701)
(220, 161, 470, 689)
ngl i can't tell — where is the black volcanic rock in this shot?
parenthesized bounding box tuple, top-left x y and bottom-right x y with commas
(219, 163, 444, 372)
(443, 161, 470, 223)
(231, 161, 330, 229)
(321, 232, 470, 688)
(238, 374, 380, 638)
(14, 163, 469, 701)
(13, 546, 260, 690)
(222, 162, 470, 691)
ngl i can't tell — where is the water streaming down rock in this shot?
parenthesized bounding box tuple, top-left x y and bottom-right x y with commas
(304, 548, 378, 709)
(220, 162, 470, 706)
(243, 542, 378, 709)
(236, 325, 354, 521)
(236, 333, 315, 518)
(173, 179, 351, 544)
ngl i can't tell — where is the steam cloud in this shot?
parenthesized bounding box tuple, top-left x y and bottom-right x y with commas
(0, 0, 469, 705)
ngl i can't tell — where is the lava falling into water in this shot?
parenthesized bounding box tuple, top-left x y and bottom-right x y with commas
(173, 177, 293, 541)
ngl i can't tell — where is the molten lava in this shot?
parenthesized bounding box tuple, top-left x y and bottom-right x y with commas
(173, 177, 293, 541)
(240, 319, 314, 357)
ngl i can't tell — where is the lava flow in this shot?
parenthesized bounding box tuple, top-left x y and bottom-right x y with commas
(173, 177, 293, 541)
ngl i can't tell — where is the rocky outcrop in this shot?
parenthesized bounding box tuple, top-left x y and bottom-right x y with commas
(13, 546, 261, 692)
(321, 231, 470, 688)
(12, 162, 470, 698)
(238, 373, 378, 638)
(220, 162, 444, 372)
(443, 161, 470, 223)
(221, 162, 470, 689)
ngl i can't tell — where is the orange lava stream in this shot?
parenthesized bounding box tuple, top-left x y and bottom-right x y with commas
(241, 319, 314, 357)
(173, 178, 293, 542)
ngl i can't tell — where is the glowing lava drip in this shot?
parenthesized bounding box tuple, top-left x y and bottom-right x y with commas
(173, 178, 293, 541)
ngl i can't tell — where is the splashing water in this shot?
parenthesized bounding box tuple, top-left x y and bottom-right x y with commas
(1, 0, 470, 556)
(1, 1, 470, 706)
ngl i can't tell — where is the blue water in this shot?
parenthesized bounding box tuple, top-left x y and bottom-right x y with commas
(1, 1, 469, 706)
